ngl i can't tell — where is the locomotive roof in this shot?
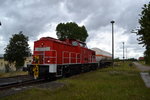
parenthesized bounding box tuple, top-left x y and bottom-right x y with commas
(36, 37, 86, 46)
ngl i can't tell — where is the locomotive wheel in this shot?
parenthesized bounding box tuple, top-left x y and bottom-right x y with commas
(33, 64, 39, 79)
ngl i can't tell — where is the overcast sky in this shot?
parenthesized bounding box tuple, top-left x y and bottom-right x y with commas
(0, 0, 149, 59)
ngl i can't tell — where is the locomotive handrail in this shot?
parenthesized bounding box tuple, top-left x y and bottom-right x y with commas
(62, 51, 69, 64)
(44, 50, 57, 64)
(76, 53, 81, 63)
(69, 52, 75, 64)
(89, 55, 91, 63)
(92, 55, 96, 62)
(34, 50, 57, 64)
(62, 51, 81, 64)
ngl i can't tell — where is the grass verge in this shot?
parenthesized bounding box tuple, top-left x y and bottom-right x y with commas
(1, 62, 150, 100)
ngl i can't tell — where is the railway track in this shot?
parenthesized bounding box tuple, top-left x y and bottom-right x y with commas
(0, 75, 45, 90)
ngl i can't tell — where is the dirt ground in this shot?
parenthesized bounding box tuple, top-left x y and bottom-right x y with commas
(133, 62, 150, 71)
(133, 62, 150, 88)
(0, 81, 65, 98)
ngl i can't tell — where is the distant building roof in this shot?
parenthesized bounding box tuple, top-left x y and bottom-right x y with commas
(139, 57, 144, 60)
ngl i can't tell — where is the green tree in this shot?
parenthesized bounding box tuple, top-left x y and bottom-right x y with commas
(56, 22, 88, 42)
(4, 31, 31, 70)
(138, 2, 150, 64)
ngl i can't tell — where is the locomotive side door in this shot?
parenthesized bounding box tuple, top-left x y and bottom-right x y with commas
(81, 48, 88, 64)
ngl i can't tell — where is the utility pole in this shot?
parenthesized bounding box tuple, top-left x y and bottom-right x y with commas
(126, 48, 127, 60)
(111, 21, 115, 67)
(123, 42, 125, 62)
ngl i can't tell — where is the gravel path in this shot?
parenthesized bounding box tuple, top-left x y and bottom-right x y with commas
(133, 62, 150, 88)
(0, 81, 65, 98)
(133, 62, 150, 71)
(140, 72, 150, 88)
(0, 75, 33, 86)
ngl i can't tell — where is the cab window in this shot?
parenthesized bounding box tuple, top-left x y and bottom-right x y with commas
(79, 43, 87, 48)
(72, 41, 78, 46)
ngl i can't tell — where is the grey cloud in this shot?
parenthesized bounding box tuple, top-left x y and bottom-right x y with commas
(0, 0, 148, 58)
(65, 0, 117, 30)
(0, 0, 66, 41)
(65, 0, 148, 34)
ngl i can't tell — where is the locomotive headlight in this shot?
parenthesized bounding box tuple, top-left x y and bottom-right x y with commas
(47, 60, 50, 63)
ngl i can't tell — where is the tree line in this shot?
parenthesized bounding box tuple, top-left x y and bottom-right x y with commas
(137, 2, 150, 65)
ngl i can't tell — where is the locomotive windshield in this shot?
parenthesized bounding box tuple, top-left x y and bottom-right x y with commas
(79, 43, 87, 48)
(72, 41, 78, 46)
(35, 47, 50, 51)
(71, 40, 88, 48)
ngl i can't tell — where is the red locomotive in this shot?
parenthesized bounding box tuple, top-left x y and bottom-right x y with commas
(28, 37, 98, 79)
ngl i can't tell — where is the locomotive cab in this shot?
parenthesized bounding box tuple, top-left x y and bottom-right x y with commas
(28, 37, 57, 79)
